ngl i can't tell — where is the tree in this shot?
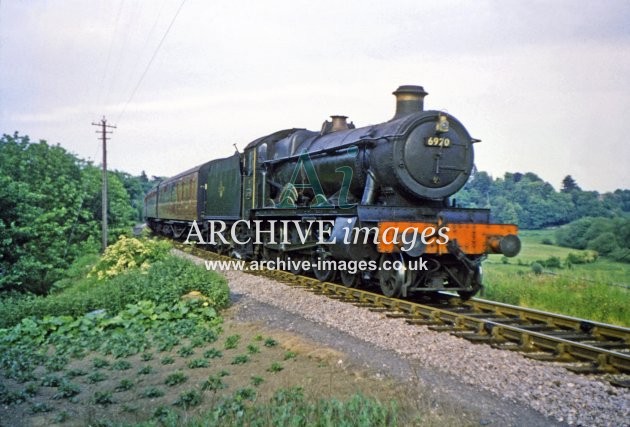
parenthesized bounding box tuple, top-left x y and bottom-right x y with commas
(0, 133, 135, 293)
(561, 175, 581, 193)
(455, 168, 623, 229)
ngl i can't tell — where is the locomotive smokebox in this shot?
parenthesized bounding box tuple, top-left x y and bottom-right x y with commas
(392, 85, 428, 120)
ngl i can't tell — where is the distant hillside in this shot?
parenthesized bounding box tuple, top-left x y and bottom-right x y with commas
(455, 170, 629, 229)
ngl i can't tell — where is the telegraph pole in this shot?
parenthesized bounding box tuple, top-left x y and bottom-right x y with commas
(91, 117, 116, 251)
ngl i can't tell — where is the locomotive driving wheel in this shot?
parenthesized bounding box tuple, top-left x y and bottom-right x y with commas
(378, 253, 407, 298)
(340, 270, 361, 288)
(286, 254, 304, 275)
(311, 247, 336, 282)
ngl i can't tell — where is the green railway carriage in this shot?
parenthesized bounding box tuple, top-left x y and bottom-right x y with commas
(144, 152, 242, 238)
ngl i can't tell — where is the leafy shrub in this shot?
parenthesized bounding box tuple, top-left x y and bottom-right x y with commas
(0, 254, 229, 329)
(92, 357, 110, 369)
(89, 236, 171, 280)
(202, 374, 227, 392)
(45, 354, 68, 372)
(224, 334, 241, 350)
(174, 389, 202, 408)
(153, 405, 179, 423)
(0, 390, 27, 405)
(92, 390, 114, 405)
(161, 356, 175, 365)
(53, 411, 70, 423)
(87, 372, 107, 383)
(41, 375, 62, 387)
(165, 371, 188, 386)
(138, 366, 154, 375)
(142, 387, 165, 398)
(66, 368, 88, 378)
(53, 381, 80, 399)
(234, 387, 256, 401)
(111, 360, 132, 371)
(231, 354, 250, 365)
(541, 238, 554, 245)
(24, 383, 39, 396)
(115, 379, 134, 392)
(565, 250, 598, 265)
(250, 376, 264, 387)
(267, 362, 283, 373)
(203, 348, 222, 359)
(264, 338, 278, 347)
(531, 263, 543, 275)
(187, 358, 209, 369)
(177, 345, 195, 358)
(247, 344, 260, 354)
(31, 402, 52, 413)
(198, 329, 218, 343)
(556, 217, 630, 263)
(542, 256, 562, 269)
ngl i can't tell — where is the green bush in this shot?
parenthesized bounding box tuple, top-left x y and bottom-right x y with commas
(88, 236, 171, 280)
(0, 255, 229, 328)
(556, 217, 630, 262)
(566, 250, 598, 265)
(0, 133, 136, 294)
(531, 262, 543, 275)
(543, 256, 562, 269)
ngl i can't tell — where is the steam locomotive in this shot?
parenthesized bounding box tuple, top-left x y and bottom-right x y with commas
(144, 85, 520, 299)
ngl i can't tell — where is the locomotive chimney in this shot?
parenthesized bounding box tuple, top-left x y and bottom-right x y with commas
(330, 115, 349, 131)
(392, 85, 428, 120)
(321, 115, 354, 134)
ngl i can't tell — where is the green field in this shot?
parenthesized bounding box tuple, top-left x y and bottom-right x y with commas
(481, 230, 630, 326)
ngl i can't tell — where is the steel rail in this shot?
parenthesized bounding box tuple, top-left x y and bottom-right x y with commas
(179, 243, 630, 377)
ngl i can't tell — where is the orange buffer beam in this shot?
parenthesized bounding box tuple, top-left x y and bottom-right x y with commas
(377, 222, 520, 256)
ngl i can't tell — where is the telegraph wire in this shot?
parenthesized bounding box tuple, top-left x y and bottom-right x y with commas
(123, 0, 168, 102)
(96, 0, 125, 115)
(116, 0, 187, 123)
(104, 0, 141, 112)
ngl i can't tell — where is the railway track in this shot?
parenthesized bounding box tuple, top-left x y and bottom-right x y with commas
(177, 243, 630, 387)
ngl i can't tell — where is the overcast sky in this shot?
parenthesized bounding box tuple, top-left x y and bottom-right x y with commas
(1, 0, 629, 192)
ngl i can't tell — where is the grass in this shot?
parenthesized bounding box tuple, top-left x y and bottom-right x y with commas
(166, 388, 400, 427)
(482, 230, 630, 326)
